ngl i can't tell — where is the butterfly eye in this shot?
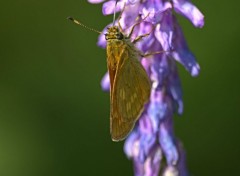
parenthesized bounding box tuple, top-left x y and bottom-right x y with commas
(116, 33, 123, 40)
(104, 33, 109, 40)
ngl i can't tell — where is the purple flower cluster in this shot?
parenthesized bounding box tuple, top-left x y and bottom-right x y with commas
(88, 0, 204, 175)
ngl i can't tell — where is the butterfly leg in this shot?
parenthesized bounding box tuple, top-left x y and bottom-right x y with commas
(133, 32, 151, 44)
(118, 18, 124, 33)
(117, 2, 126, 33)
(127, 21, 141, 38)
(132, 23, 156, 44)
(127, 13, 150, 38)
(141, 51, 167, 58)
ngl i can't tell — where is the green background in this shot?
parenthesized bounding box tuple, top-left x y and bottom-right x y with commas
(0, 0, 239, 175)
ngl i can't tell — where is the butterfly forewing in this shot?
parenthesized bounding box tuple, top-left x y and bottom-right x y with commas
(109, 42, 151, 141)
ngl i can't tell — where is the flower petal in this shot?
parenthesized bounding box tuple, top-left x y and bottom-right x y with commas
(159, 121, 178, 165)
(171, 19, 200, 77)
(102, 0, 124, 15)
(137, 22, 156, 53)
(138, 114, 157, 162)
(168, 59, 184, 114)
(154, 10, 174, 51)
(124, 129, 140, 158)
(150, 55, 169, 88)
(97, 23, 112, 48)
(97, 33, 106, 48)
(100, 72, 110, 91)
(163, 166, 179, 176)
(144, 147, 162, 176)
(176, 141, 189, 176)
(140, 1, 172, 24)
(127, 0, 140, 5)
(173, 0, 204, 28)
(88, 0, 105, 4)
(171, 49, 200, 77)
(119, 2, 141, 30)
(148, 89, 168, 131)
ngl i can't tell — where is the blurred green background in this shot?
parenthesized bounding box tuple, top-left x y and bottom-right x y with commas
(0, 0, 239, 175)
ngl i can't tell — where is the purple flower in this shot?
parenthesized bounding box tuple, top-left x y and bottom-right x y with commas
(89, 0, 204, 175)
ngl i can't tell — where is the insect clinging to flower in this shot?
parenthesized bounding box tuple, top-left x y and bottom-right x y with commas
(68, 2, 163, 141)
(104, 23, 152, 141)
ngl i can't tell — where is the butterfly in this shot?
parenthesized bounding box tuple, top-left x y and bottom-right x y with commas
(68, 5, 162, 141)
(105, 24, 151, 141)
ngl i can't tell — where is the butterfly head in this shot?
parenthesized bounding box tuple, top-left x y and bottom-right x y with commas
(105, 26, 124, 41)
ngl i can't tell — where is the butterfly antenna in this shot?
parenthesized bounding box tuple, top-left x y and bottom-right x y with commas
(67, 17, 102, 34)
(112, 0, 119, 26)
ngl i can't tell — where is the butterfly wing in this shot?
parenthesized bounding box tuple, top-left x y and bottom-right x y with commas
(110, 50, 151, 141)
